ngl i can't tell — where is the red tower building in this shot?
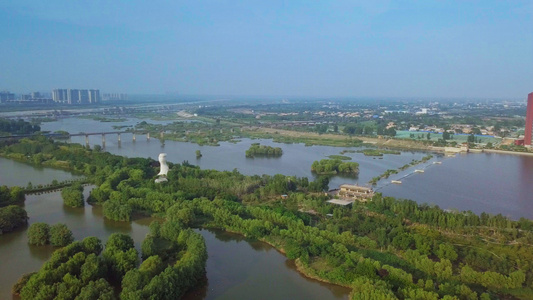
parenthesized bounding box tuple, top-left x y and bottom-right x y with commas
(525, 92, 533, 146)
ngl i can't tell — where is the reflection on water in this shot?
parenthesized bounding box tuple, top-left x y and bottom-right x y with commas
(0, 157, 82, 187)
(28, 244, 55, 261)
(0, 187, 151, 299)
(184, 229, 350, 300)
(0, 176, 350, 300)
(381, 153, 533, 220)
(39, 117, 533, 220)
(2, 117, 533, 297)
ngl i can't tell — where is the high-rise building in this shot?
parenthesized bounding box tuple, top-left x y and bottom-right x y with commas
(67, 89, 80, 104)
(525, 92, 533, 146)
(53, 89, 68, 102)
(79, 89, 89, 104)
(53, 88, 100, 104)
(0, 91, 15, 103)
(88, 89, 100, 103)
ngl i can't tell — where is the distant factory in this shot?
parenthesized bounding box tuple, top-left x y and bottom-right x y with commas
(513, 92, 533, 147)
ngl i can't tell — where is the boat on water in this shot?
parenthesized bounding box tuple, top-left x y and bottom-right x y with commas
(433, 161, 442, 165)
(414, 169, 424, 173)
(391, 180, 402, 184)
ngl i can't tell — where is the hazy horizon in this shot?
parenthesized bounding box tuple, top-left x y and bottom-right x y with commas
(1, 1, 532, 98)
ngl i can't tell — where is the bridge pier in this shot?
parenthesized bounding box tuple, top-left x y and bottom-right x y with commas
(101, 134, 106, 147)
(160, 131, 164, 139)
(132, 133, 136, 142)
(85, 135, 89, 145)
(117, 133, 121, 142)
(147, 132, 150, 141)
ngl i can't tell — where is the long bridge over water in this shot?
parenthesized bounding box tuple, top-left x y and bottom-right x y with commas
(0, 130, 165, 147)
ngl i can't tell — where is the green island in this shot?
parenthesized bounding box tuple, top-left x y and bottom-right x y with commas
(27, 222, 73, 247)
(327, 155, 352, 160)
(311, 159, 359, 175)
(2, 138, 533, 299)
(0, 205, 28, 235)
(112, 125, 132, 130)
(356, 149, 402, 156)
(245, 143, 283, 158)
(61, 182, 85, 207)
(340, 149, 357, 154)
(0, 185, 28, 234)
(79, 115, 128, 122)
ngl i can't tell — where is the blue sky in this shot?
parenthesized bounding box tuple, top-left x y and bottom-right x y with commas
(0, 1, 532, 98)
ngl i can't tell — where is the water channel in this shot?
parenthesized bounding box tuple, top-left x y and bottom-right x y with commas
(0, 160, 350, 299)
(2, 117, 533, 298)
(41, 117, 533, 219)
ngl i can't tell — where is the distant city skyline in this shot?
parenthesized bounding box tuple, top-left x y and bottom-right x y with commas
(0, 1, 531, 98)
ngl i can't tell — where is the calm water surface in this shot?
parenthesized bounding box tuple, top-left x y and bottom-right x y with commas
(41, 117, 533, 219)
(0, 163, 350, 299)
(0, 187, 151, 299)
(0, 157, 82, 187)
(380, 152, 533, 220)
(184, 229, 350, 300)
(2, 117, 533, 298)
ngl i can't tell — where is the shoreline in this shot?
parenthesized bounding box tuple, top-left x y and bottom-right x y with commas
(202, 226, 353, 292)
(293, 258, 354, 289)
(482, 149, 533, 157)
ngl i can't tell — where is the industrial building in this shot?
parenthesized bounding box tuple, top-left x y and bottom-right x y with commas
(525, 92, 533, 146)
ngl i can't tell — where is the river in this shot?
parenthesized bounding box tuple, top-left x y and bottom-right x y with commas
(2, 117, 533, 298)
(40, 117, 533, 220)
(40, 117, 433, 189)
(0, 157, 82, 187)
(0, 160, 350, 299)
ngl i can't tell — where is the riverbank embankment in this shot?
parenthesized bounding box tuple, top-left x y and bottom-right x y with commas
(483, 149, 533, 157)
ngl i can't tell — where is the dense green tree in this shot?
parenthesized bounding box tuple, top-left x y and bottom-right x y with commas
(50, 223, 74, 247)
(167, 205, 195, 226)
(82, 236, 103, 255)
(103, 199, 132, 222)
(245, 143, 283, 158)
(311, 159, 359, 175)
(0, 118, 40, 134)
(0, 185, 25, 205)
(76, 278, 116, 300)
(80, 254, 108, 284)
(5, 138, 533, 299)
(62, 183, 85, 207)
(0, 205, 28, 234)
(27, 222, 50, 245)
(19, 238, 107, 299)
(103, 233, 139, 283)
(434, 243, 458, 262)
